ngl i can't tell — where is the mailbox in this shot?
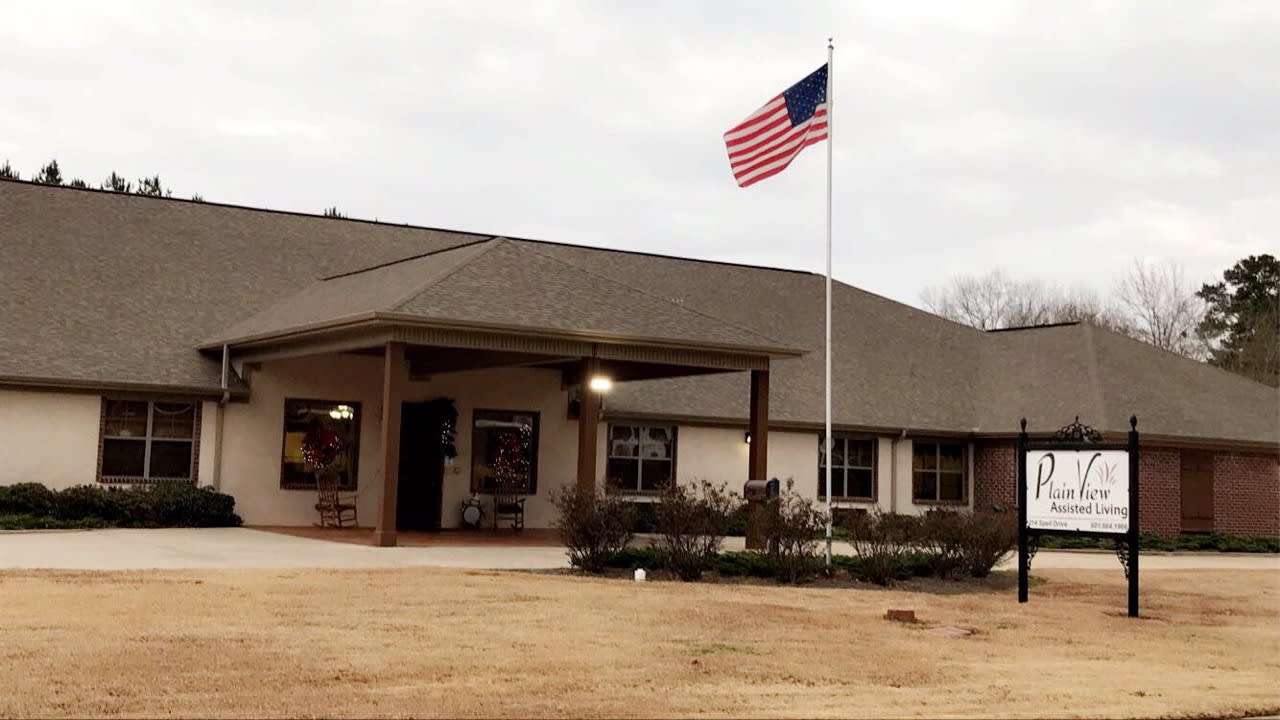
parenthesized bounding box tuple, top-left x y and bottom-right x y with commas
(743, 478, 781, 501)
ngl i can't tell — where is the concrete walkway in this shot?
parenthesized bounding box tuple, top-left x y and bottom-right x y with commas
(1, 527, 1277, 572)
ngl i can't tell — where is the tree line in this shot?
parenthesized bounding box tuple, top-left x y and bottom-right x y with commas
(0, 157, 347, 215)
(921, 255, 1279, 387)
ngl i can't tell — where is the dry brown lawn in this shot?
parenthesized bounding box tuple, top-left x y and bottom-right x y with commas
(0, 567, 1276, 718)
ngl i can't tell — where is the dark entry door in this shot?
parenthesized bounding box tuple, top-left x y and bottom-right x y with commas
(1180, 450, 1215, 533)
(397, 402, 445, 531)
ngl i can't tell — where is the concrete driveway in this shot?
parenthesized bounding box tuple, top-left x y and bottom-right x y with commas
(1, 528, 1276, 571)
(0, 528, 570, 570)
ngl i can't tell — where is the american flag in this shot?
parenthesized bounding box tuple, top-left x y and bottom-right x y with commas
(724, 64, 829, 188)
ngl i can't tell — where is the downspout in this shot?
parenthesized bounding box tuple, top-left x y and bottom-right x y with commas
(889, 428, 907, 513)
(211, 344, 229, 491)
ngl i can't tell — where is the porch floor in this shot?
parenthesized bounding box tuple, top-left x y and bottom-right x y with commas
(252, 526, 564, 547)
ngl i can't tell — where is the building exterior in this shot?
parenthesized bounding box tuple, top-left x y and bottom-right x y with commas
(1, 179, 1276, 542)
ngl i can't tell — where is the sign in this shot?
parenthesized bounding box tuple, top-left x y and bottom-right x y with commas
(1016, 416, 1141, 618)
(1025, 449, 1130, 533)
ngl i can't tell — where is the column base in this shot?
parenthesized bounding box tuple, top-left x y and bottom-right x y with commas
(373, 530, 398, 547)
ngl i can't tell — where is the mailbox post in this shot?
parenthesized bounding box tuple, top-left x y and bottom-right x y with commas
(743, 478, 780, 551)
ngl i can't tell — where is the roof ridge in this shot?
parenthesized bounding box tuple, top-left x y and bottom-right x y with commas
(1080, 323, 1109, 431)
(1085, 319, 1280, 393)
(519, 243, 791, 348)
(321, 236, 498, 280)
(385, 237, 507, 312)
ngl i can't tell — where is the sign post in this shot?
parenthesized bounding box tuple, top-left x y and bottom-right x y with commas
(1017, 416, 1140, 618)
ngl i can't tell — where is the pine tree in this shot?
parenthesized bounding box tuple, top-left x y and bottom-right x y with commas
(101, 172, 132, 193)
(0, 159, 17, 180)
(136, 175, 165, 197)
(33, 159, 63, 185)
(322, 206, 346, 218)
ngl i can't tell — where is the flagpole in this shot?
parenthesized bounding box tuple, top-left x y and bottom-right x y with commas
(824, 38, 834, 571)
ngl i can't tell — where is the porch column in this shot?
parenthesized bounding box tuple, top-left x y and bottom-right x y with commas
(375, 341, 407, 547)
(748, 368, 769, 480)
(576, 356, 602, 493)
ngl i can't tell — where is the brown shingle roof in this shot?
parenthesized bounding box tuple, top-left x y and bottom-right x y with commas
(207, 237, 795, 353)
(2, 179, 1275, 446)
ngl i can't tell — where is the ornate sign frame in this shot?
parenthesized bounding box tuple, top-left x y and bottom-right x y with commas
(1017, 416, 1140, 617)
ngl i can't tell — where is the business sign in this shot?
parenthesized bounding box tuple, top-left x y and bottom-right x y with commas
(1016, 416, 1141, 618)
(1025, 449, 1130, 533)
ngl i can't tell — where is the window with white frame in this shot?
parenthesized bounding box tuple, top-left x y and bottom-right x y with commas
(99, 399, 199, 482)
(818, 436, 876, 500)
(606, 424, 676, 493)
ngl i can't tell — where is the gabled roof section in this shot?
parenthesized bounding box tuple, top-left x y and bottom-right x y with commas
(975, 322, 1278, 445)
(205, 238, 797, 355)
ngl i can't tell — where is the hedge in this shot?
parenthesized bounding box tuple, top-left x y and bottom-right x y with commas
(0, 483, 242, 530)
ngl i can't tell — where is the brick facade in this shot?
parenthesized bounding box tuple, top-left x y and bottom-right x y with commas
(1138, 449, 1181, 537)
(971, 441, 1279, 538)
(1213, 452, 1280, 537)
(974, 443, 1015, 512)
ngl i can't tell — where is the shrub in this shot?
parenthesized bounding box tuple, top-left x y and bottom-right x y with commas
(956, 511, 1017, 578)
(552, 485, 635, 573)
(627, 501, 659, 534)
(653, 480, 741, 581)
(0, 483, 57, 517)
(917, 510, 966, 579)
(711, 550, 775, 578)
(605, 546, 667, 570)
(845, 511, 916, 585)
(54, 485, 123, 523)
(0, 513, 112, 530)
(135, 482, 242, 528)
(758, 490, 826, 584)
(725, 505, 748, 537)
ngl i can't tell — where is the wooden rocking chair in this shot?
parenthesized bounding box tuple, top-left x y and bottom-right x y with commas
(491, 478, 526, 531)
(315, 469, 358, 528)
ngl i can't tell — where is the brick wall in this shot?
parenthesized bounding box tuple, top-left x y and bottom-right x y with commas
(1214, 452, 1280, 537)
(1139, 449, 1181, 537)
(973, 442, 1015, 512)
(967, 441, 1278, 538)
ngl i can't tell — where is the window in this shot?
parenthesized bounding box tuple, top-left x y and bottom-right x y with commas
(912, 440, 967, 503)
(606, 424, 676, 493)
(280, 399, 360, 490)
(818, 436, 877, 500)
(99, 399, 199, 482)
(471, 410, 539, 493)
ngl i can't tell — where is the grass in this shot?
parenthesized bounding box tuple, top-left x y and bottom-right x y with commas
(0, 567, 1276, 718)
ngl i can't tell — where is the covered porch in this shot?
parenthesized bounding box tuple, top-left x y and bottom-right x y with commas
(201, 238, 801, 545)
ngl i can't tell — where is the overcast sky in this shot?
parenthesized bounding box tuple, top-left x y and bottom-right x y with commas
(2, 1, 1275, 306)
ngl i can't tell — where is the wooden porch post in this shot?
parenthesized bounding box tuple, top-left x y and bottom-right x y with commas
(576, 356, 602, 493)
(748, 368, 769, 480)
(374, 342, 406, 547)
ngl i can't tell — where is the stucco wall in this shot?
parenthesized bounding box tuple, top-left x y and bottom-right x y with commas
(218, 354, 599, 529)
(671, 426, 816, 498)
(0, 390, 102, 489)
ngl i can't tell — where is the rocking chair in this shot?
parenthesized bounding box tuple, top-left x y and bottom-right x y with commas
(315, 469, 358, 528)
(491, 478, 526, 531)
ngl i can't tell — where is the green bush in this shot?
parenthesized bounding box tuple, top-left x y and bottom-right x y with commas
(0, 482, 241, 529)
(725, 505, 748, 537)
(833, 551, 932, 582)
(54, 485, 123, 523)
(1036, 532, 1280, 554)
(552, 485, 635, 573)
(0, 513, 112, 530)
(712, 550, 775, 578)
(0, 483, 58, 517)
(654, 480, 741, 581)
(137, 482, 241, 528)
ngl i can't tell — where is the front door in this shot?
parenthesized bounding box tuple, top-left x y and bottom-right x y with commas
(1180, 450, 1215, 533)
(397, 402, 446, 531)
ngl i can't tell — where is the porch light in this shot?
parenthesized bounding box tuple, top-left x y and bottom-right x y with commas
(588, 375, 614, 393)
(744, 431, 751, 444)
